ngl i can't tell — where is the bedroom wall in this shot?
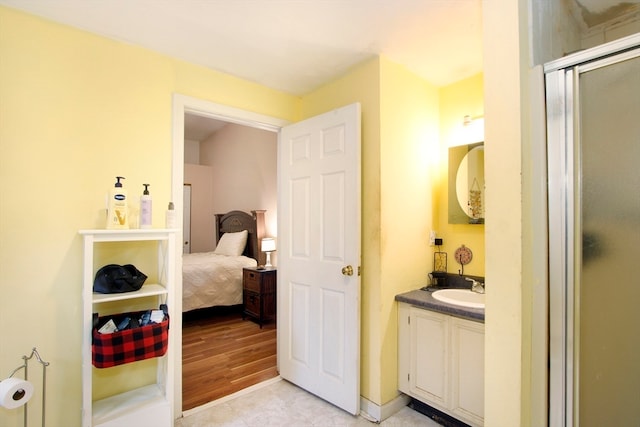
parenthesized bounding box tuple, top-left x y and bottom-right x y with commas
(184, 164, 214, 253)
(0, 6, 298, 427)
(184, 139, 201, 164)
(200, 123, 278, 244)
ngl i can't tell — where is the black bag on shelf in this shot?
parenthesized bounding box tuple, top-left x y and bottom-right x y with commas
(93, 264, 147, 294)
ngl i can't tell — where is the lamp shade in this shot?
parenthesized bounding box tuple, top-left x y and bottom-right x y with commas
(261, 238, 276, 252)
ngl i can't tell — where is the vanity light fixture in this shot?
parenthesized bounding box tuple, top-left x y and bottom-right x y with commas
(261, 237, 276, 267)
(460, 115, 485, 146)
(463, 114, 483, 125)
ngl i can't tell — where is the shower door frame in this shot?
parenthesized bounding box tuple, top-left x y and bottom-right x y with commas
(544, 33, 640, 426)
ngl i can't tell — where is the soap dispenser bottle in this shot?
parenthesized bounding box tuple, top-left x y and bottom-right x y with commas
(106, 176, 128, 229)
(165, 202, 177, 229)
(139, 184, 152, 229)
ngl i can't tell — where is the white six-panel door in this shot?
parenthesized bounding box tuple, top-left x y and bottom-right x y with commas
(277, 103, 361, 415)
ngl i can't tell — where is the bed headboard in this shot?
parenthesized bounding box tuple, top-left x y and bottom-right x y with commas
(215, 210, 266, 266)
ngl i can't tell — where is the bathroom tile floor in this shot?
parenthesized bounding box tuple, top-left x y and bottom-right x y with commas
(176, 377, 441, 427)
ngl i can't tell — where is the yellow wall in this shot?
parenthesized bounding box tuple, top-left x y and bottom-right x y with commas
(302, 5, 532, 423)
(483, 0, 527, 425)
(1, 3, 537, 426)
(301, 57, 384, 404)
(0, 7, 298, 426)
(302, 57, 440, 405)
(437, 74, 485, 277)
(378, 59, 440, 404)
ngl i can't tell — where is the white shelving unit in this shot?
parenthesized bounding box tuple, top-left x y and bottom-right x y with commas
(80, 229, 176, 427)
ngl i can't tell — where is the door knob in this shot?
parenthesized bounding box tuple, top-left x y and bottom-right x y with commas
(342, 265, 354, 276)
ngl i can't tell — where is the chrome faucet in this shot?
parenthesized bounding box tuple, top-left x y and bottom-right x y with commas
(466, 277, 485, 294)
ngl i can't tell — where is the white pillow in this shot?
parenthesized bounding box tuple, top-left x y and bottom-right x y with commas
(213, 230, 248, 256)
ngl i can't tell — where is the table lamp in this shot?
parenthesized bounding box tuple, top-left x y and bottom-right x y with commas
(261, 237, 276, 267)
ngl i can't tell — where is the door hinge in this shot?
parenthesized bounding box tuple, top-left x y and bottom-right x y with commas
(408, 373, 410, 381)
(408, 316, 410, 325)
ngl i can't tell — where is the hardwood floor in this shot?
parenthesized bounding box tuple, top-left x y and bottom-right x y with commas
(182, 306, 278, 410)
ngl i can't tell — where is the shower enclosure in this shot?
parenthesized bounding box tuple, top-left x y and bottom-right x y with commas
(545, 34, 640, 426)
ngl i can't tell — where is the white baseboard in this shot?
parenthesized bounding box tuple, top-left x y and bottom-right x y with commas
(360, 393, 411, 422)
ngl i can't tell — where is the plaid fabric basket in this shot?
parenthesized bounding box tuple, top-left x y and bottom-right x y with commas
(92, 311, 169, 368)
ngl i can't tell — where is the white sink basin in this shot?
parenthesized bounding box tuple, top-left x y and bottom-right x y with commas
(432, 289, 485, 309)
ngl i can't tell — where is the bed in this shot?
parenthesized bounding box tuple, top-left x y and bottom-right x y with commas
(182, 210, 266, 312)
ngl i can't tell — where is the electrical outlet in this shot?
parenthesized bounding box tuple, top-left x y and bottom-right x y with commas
(429, 230, 436, 246)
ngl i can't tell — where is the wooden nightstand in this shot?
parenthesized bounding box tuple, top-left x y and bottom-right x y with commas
(242, 267, 277, 328)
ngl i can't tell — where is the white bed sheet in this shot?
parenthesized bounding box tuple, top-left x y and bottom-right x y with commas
(182, 252, 257, 312)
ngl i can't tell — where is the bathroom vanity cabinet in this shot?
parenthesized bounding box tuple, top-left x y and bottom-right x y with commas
(398, 302, 484, 426)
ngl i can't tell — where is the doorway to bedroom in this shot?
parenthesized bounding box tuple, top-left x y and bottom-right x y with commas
(181, 109, 280, 411)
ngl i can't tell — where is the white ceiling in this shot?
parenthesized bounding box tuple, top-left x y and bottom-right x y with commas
(1, 0, 485, 95)
(1, 0, 630, 139)
(0, 0, 629, 95)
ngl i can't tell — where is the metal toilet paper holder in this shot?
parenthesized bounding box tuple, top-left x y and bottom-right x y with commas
(4, 347, 50, 427)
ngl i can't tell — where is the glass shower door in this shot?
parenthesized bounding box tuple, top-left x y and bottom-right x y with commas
(546, 35, 640, 426)
(577, 50, 640, 427)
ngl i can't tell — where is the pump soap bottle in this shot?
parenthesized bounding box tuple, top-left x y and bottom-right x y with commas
(166, 202, 176, 229)
(140, 184, 152, 229)
(107, 176, 128, 229)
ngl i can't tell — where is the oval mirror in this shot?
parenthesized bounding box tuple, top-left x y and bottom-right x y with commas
(448, 143, 484, 224)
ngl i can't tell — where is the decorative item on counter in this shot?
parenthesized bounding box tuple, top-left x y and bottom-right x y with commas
(433, 237, 447, 273)
(434, 252, 447, 272)
(165, 201, 176, 228)
(106, 176, 128, 229)
(454, 244, 473, 275)
(139, 183, 152, 229)
(429, 271, 448, 287)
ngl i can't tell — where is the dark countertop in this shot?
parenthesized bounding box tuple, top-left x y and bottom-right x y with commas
(395, 287, 485, 323)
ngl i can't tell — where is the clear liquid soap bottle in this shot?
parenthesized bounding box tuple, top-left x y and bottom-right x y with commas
(139, 184, 152, 229)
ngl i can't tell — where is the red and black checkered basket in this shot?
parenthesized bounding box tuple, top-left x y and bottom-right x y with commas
(92, 311, 169, 368)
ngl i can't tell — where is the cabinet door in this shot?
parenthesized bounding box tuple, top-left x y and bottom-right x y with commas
(410, 307, 449, 408)
(451, 317, 484, 424)
(397, 303, 411, 394)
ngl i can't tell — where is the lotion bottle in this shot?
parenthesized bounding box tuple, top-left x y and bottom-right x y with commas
(166, 202, 177, 229)
(107, 176, 128, 229)
(139, 184, 152, 228)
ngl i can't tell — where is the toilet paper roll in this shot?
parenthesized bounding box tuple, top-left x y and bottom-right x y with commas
(0, 378, 34, 409)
